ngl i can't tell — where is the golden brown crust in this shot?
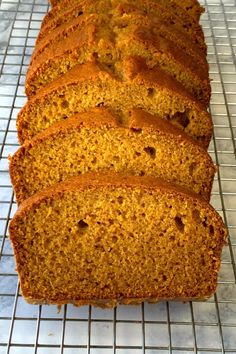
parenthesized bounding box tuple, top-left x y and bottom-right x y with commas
(40, 0, 206, 54)
(31, 13, 97, 63)
(40, 0, 101, 32)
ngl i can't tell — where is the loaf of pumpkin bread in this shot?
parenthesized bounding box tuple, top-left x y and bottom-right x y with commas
(9, 173, 227, 306)
(9, 0, 227, 307)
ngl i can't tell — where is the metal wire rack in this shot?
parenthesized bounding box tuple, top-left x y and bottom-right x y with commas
(0, 0, 236, 352)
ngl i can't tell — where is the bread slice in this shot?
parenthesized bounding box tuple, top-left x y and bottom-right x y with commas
(18, 59, 213, 147)
(10, 108, 215, 204)
(26, 12, 210, 104)
(9, 173, 227, 306)
(40, 0, 206, 53)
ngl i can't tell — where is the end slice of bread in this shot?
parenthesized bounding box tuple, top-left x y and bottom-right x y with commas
(9, 172, 227, 306)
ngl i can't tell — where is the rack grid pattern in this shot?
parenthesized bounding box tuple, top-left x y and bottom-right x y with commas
(0, 0, 236, 353)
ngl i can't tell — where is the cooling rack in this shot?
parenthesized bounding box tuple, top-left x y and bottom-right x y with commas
(0, 0, 236, 352)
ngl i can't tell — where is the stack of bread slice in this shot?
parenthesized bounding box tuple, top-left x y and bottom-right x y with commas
(9, 0, 227, 307)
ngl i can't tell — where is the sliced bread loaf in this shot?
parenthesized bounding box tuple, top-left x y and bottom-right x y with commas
(18, 58, 213, 147)
(10, 108, 215, 203)
(9, 173, 227, 306)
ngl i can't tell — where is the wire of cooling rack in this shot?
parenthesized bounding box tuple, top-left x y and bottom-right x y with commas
(0, 0, 236, 353)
